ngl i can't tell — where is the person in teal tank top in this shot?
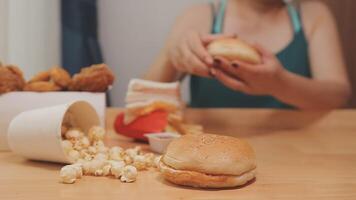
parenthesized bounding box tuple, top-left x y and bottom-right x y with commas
(145, 0, 351, 109)
(191, 0, 310, 108)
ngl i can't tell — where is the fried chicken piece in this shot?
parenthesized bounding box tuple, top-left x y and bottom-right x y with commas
(27, 67, 71, 91)
(69, 64, 115, 92)
(49, 67, 72, 89)
(0, 65, 26, 95)
(28, 71, 51, 83)
(24, 81, 61, 92)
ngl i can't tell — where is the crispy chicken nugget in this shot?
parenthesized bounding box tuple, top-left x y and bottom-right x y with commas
(7, 65, 24, 77)
(69, 64, 115, 92)
(49, 67, 72, 89)
(0, 65, 26, 94)
(24, 81, 61, 92)
(28, 71, 51, 83)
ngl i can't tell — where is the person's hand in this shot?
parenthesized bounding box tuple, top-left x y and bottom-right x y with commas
(210, 44, 287, 96)
(167, 31, 236, 78)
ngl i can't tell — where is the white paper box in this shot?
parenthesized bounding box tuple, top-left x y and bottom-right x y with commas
(0, 92, 106, 151)
(7, 101, 100, 164)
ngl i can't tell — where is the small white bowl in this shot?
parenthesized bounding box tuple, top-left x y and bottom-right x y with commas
(144, 132, 181, 154)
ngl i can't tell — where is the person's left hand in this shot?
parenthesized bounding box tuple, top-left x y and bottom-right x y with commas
(210, 45, 287, 96)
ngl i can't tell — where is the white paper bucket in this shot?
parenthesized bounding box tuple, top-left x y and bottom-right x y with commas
(7, 101, 100, 164)
(0, 91, 105, 151)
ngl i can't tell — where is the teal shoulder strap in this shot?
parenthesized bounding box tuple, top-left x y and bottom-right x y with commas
(211, 0, 227, 34)
(287, 4, 302, 33)
(212, 2, 301, 34)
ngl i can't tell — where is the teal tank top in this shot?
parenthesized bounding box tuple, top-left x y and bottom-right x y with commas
(190, 1, 311, 108)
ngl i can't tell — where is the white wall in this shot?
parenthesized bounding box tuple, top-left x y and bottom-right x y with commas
(0, 0, 60, 80)
(0, 0, 9, 65)
(99, 0, 207, 106)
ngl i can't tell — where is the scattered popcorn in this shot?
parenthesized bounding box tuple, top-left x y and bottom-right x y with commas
(123, 155, 133, 165)
(120, 165, 138, 183)
(65, 129, 84, 140)
(108, 160, 126, 168)
(96, 145, 109, 154)
(84, 154, 93, 161)
(94, 169, 104, 176)
(88, 126, 105, 142)
(82, 159, 105, 175)
(71, 163, 83, 178)
(76, 159, 86, 165)
(125, 146, 141, 158)
(92, 159, 106, 174)
(110, 160, 125, 178)
(80, 137, 90, 148)
(110, 154, 123, 161)
(60, 165, 78, 184)
(94, 153, 108, 161)
(109, 146, 123, 161)
(73, 140, 83, 151)
(61, 140, 73, 153)
(68, 150, 80, 162)
(81, 161, 92, 175)
(144, 153, 156, 167)
(87, 146, 97, 155)
(109, 146, 123, 154)
(102, 164, 112, 176)
(60, 125, 160, 185)
(94, 140, 105, 147)
(133, 155, 147, 171)
(80, 150, 93, 161)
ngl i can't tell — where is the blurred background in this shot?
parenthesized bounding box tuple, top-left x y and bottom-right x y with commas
(0, 0, 355, 107)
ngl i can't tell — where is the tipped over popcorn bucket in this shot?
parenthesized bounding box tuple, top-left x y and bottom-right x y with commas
(7, 101, 100, 164)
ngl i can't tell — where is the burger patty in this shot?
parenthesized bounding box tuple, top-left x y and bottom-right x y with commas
(159, 160, 256, 188)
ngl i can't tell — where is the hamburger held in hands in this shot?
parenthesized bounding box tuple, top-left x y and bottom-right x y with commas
(207, 38, 262, 64)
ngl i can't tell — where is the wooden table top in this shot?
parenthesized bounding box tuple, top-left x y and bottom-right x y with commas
(1, 108, 356, 200)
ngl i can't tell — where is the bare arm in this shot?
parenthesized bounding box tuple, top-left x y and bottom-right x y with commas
(272, 2, 351, 109)
(144, 43, 178, 82)
(144, 4, 212, 82)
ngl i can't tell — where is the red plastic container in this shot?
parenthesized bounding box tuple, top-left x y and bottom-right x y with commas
(114, 110, 168, 141)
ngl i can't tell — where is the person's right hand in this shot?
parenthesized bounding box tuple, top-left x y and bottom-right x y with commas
(167, 31, 236, 78)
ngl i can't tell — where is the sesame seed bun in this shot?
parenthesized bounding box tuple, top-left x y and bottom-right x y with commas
(208, 38, 262, 64)
(159, 133, 257, 188)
